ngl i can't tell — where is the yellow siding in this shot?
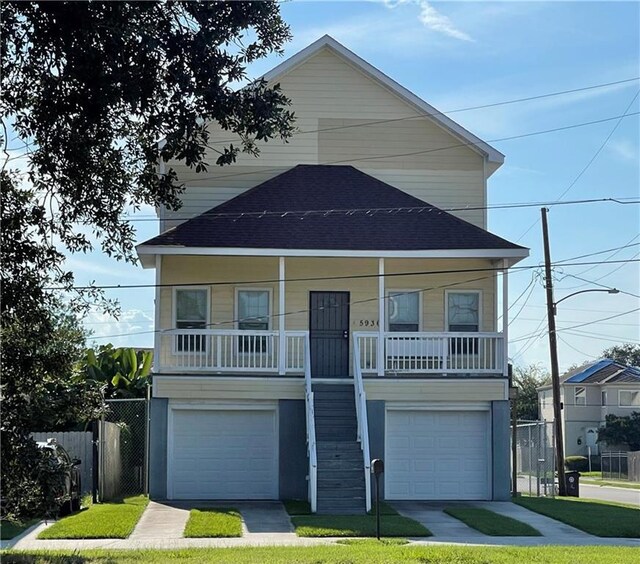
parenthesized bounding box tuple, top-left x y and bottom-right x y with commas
(158, 256, 497, 373)
(154, 376, 304, 400)
(365, 379, 507, 401)
(162, 47, 486, 229)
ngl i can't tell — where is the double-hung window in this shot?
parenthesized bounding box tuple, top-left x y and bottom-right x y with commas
(388, 291, 420, 332)
(574, 386, 586, 406)
(447, 291, 480, 354)
(175, 288, 208, 352)
(237, 289, 270, 353)
(619, 390, 640, 407)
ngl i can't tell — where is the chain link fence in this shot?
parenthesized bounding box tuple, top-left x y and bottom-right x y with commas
(512, 420, 556, 497)
(99, 399, 149, 501)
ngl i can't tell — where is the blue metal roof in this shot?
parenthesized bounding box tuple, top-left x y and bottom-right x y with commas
(565, 359, 613, 383)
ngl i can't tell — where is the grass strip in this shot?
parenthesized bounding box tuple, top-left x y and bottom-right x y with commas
(368, 501, 399, 516)
(580, 478, 640, 490)
(183, 508, 242, 538)
(291, 514, 430, 537)
(37, 496, 148, 539)
(2, 546, 640, 563)
(444, 507, 541, 536)
(515, 495, 640, 538)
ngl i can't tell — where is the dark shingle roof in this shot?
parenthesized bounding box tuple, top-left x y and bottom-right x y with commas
(140, 165, 526, 252)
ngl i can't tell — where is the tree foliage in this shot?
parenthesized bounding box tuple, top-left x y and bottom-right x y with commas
(513, 364, 551, 421)
(601, 344, 640, 368)
(598, 412, 640, 452)
(1, 1, 294, 521)
(81, 345, 153, 398)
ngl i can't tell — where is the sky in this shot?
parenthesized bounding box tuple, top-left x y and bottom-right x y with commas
(66, 1, 639, 373)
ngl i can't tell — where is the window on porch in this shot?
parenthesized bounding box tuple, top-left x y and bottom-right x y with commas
(175, 288, 208, 352)
(388, 291, 419, 332)
(447, 291, 480, 354)
(237, 289, 270, 353)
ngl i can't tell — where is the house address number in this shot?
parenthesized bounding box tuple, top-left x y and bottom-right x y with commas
(356, 319, 379, 327)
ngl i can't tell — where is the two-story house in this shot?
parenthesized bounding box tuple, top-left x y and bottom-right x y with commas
(137, 36, 529, 513)
(538, 359, 640, 457)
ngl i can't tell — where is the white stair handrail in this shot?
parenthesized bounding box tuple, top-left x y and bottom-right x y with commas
(352, 336, 372, 512)
(304, 332, 318, 513)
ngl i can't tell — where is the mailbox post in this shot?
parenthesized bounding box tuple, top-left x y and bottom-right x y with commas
(371, 458, 384, 540)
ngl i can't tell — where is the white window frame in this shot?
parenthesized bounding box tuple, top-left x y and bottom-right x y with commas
(574, 386, 586, 406)
(445, 290, 482, 332)
(234, 288, 274, 356)
(386, 289, 422, 332)
(601, 390, 607, 407)
(618, 389, 640, 408)
(234, 288, 273, 331)
(172, 286, 211, 354)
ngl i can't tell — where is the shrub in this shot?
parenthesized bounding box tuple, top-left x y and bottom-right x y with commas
(565, 455, 588, 472)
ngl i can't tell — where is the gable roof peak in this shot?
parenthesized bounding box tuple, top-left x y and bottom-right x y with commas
(261, 36, 504, 172)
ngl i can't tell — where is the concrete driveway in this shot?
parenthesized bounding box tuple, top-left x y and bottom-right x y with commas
(391, 500, 640, 546)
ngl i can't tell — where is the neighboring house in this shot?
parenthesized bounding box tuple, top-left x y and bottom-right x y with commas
(136, 36, 529, 513)
(538, 359, 640, 457)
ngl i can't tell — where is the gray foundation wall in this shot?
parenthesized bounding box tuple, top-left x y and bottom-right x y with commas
(367, 400, 386, 501)
(149, 397, 168, 500)
(491, 400, 511, 500)
(278, 399, 308, 500)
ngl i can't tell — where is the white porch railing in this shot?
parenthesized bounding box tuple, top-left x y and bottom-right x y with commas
(303, 332, 318, 513)
(157, 329, 306, 373)
(354, 331, 505, 375)
(352, 336, 372, 512)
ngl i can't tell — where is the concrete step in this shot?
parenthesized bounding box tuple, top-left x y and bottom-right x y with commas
(318, 460, 363, 470)
(317, 441, 362, 450)
(317, 451, 363, 462)
(316, 433, 357, 441)
(318, 477, 365, 489)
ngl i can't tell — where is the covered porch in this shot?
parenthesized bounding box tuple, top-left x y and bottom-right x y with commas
(151, 254, 516, 378)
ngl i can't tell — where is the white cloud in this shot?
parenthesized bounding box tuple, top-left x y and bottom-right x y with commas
(84, 308, 154, 348)
(385, 0, 473, 42)
(608, 139, 638, 162)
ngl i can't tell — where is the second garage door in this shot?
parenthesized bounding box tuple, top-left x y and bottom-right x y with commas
(386, 409, 490, 500)
(169, 408, 278, 500)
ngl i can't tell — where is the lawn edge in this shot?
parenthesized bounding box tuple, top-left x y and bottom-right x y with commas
(183, 508, 243, 539)
(0, 520, 43, 548)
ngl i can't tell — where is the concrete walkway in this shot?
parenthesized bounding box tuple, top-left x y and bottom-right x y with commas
(7, 500, 640, 550)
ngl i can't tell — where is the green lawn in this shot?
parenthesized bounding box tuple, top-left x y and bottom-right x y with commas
(368, 501, 399, 516)
(37, 496, 148, 539)
(515, 496, 640, 537)
(580, 477, 640, 490)
(2, 546, 640, 563)
(0, 520, 39, 541)
(444, 507, 541, 536)
(291, 514, 430, 537)
(183, 508, 242, 538)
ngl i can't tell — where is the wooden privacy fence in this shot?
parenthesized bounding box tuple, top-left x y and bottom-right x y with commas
(32, 431, 93, 494)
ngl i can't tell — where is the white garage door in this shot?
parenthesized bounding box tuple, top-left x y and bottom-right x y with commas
(386, 410, 490, 500)
(169, 408, 278, 500)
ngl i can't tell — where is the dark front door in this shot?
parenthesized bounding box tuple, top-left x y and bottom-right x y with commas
(309, 291, 350, 377)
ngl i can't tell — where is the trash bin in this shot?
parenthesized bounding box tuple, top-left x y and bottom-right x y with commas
(565, 471, 580, 497)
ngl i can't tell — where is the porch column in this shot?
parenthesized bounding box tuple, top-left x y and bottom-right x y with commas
(502, 259, 509, 377)
(378, 258, 385, 377)
(154, 255, 161, 373)
(279, 257, 286, 375)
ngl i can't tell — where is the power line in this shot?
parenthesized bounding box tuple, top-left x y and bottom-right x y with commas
(50, 258, 640, 292)
(515, 89, 640, 242)
(120, 196, 640, 222)
(159, 111, 640, 187)
(553, 242, 640, 264)
(204, 76, 640, 145)
(87, 270, 508, 341)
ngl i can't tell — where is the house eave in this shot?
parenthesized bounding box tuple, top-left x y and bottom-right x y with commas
(137, 245, 529, 269)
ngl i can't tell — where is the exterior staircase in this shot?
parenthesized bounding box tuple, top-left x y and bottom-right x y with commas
(313, 383, 366, 514)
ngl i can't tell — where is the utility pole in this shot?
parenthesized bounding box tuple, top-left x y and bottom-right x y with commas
(541, 207, 566, 496)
